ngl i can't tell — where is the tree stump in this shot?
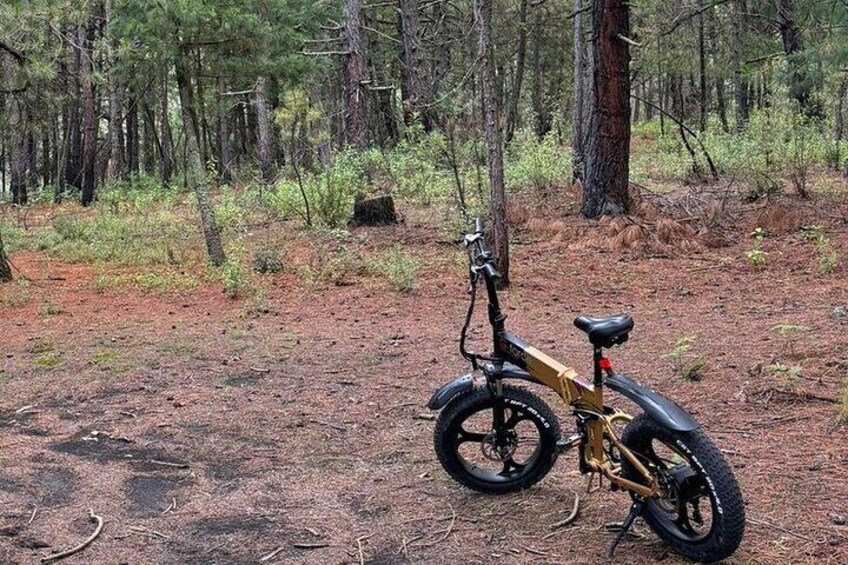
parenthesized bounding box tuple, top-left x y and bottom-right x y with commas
(352, 195, 397, 226)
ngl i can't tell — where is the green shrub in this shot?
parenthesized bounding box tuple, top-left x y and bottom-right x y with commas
(366, 245, 420, 293)
(506, 132, 572, 192)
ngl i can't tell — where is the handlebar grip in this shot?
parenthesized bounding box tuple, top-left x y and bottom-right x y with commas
(475, 217, 485, 234)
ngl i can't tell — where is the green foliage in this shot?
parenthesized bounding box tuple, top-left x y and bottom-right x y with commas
(298, 241, 360, 290)
(663, 335, 705, 380)
(746, 228, 767, 267)
(366, 245, 420, 294)
(801, 225, 839, 274)
(505, 133, 573, 193)
(269, 152, 364, 228)
(40, 299, 64, 317)
(220, 260, 249, 299)
(768, 363, 804, 393)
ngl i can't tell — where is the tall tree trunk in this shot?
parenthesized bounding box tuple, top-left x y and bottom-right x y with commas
(0, 229, 12, 283)
(105, 0, 122, 182)
(65, 26, 83, 191)
(159, 73, 173, 184)
(698, 6, 707, 132)
(582, 0, 631, 218)
(253, 76, 275, 184)
(571, 0, 586, 180)
(777, 0, 820, 119)
(505, 0, 529, 144)
(398, 0, 431, 131)
(342, 0, 368, 152)
(476, 0, 509, 285)
(175, 48, 227, 267)
(217, 73, 233, 184)
(141, 100, 156, 175)
(126, 96, 139, 176)
(732, 0, 749, 131)
(80, 17, 97, 207)
(4, 55, 27, 204)
(834, 76, 847, 171)
(531, 12, 550, 138)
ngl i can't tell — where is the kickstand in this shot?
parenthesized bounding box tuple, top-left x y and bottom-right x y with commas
(608, 499, 644, 559)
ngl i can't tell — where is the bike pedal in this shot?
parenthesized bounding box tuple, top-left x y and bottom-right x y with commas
(556, 433, 584, 453)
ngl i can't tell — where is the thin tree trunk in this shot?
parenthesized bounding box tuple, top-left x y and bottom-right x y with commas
(0, 229, 12, 283)
(777, 0, 820, 119)
(698, 6, 707, 132)
(398, 0, 431, 131)
(253, 76, 275, 184)
(80, 17, 97, 207)
(732, 0, 749, 131)
(4, 55, 27, 204)
(66, 25, 83, 191)
(505, 0, 529, 144)
(531, 12, 550, 138)
(342, 0, 368, 152)
(476, 0, 509, 285)
(582, 0, 631, 218)
(160, 73, 173, 183)
(141, 100, 156, 175)
(834, 76, 847, 170)
(126, 96, 139, 176)
(571, 0, 586, 181)
(175, 47, 227, 267)
(217, 73, 233, 184)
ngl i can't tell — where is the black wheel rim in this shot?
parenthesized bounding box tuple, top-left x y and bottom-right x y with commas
(451, 403, 544, 484)
(641, 439, 717, 543)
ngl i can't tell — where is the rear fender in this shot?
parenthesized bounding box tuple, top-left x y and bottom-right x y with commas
(605, 373, 699, 432)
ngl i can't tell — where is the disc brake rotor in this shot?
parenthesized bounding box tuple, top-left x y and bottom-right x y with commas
(480, 430, 518, 461)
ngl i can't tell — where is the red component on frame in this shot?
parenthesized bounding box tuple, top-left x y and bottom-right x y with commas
(598, 357, 613, 371)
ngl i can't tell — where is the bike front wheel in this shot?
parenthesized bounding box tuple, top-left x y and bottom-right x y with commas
(433, 385, 561, 494)
(621, 413, 745, 562)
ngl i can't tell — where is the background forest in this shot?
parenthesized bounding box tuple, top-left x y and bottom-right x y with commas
(1, 2, 848, 564)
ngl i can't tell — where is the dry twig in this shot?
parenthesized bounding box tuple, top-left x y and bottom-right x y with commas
(41, 509, 104, 563)
(259, 546, 285, 562)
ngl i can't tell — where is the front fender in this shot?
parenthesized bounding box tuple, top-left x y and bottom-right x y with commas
(605, 373, 699, 432)
(427, 374, 474, 410)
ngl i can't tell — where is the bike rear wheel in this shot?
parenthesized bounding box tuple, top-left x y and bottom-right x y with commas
(433, 385, 560, 494)
(621, 413, 745, 562)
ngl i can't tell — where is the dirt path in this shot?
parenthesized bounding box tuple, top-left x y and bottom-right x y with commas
(1, 224, 847, 564)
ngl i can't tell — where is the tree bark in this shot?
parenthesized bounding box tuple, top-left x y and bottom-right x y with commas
(105, 0, 122, 182)
(571, 0, 586, 180)
(476, 0, 509, 285)
(0, 229, 12, 283)
(531, 12, 550, 138)
(253, 76, 275, 184)
(159, 73, 173, 184)
(698, 6, 707, 132)
(217, 71, 233, 184)
(342, 0, 368, 152)
(4, 55, 27, 204)
(175, 47, 227, 267)
(126, 95, 140, 176)
(777, 0, 820, 119)
(398, 0, 431, 131)
(65, 25, 83, 191)
(505, 0, 529, 144)
(80, 16, 97, 207)
(732, 0, 749, 131)
(582, 0, 631, 219)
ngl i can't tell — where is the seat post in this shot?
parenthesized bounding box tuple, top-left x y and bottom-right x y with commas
(593, 347, 604, 387)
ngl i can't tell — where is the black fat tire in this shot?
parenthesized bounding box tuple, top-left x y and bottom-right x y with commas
(433, 385, 561, 494)
(621, 413, 745, 563)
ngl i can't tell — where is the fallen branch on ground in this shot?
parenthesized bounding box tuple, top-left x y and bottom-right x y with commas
(41, 509, 103, 563)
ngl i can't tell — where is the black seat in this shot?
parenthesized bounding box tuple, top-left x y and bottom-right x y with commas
(574, 314, 634, 348)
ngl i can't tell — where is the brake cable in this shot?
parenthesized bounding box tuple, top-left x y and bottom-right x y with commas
(459, 270, 479, 370)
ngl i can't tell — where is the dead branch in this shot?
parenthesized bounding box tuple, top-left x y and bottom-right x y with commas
(27, 506, 38, 526)
(616, 34, 642, 48)
(150, 460, 190, 469)
(259, 546, 286, 562)
(551, 491, 580, 529)
(293, 542, 330, 549)
(41, 509, 104, 563)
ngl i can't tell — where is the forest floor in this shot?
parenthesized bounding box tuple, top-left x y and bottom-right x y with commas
(1, 187, 848, 564)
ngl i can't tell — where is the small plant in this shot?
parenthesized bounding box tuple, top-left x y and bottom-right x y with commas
(801, 225, 839, 274)
(769, 363, 804, 393)
(242, 286, 271, 318)
(221, 261, 249, 299)
(40, 299, 64, 316)
(35, 351, 63, 367)
(746, 227, 767, 267)
(252, 249, 285, 274)
(366, 246, 420, 294)
(663, 335, 706, 381)
(771, 324, 809, 358)
(840, 381, 848, 424)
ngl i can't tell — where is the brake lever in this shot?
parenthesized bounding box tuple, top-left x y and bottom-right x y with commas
(463, 233, 482, 247)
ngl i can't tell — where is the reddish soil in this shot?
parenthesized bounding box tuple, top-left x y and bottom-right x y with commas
(1, 203, 847, 564)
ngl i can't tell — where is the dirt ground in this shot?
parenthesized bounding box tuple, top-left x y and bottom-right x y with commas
(1, 204, 847, 564)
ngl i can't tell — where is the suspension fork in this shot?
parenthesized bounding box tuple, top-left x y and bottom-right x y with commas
(486, 367, 509, 447)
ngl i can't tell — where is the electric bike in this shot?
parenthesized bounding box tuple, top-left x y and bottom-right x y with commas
(428, 219, 745, 562)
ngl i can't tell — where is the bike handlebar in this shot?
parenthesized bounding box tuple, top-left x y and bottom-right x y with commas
(464, 218, 502, 280)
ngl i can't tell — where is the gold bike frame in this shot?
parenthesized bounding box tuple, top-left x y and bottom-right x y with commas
(495, 334, 660, 499)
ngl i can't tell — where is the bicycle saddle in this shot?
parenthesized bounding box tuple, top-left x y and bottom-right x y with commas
(574, 314, 634, 348)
